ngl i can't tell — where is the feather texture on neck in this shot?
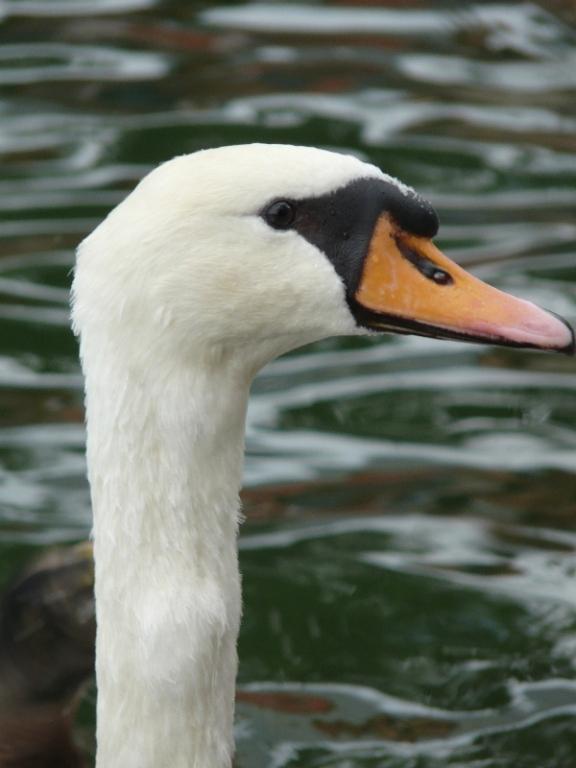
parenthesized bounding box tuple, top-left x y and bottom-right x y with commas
(85, 344, 249, 768)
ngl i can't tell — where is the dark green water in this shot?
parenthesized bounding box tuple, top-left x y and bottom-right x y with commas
(1, 0, 576, 765)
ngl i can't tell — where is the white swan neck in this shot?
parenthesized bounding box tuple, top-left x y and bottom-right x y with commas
(88, 360, 248, 768)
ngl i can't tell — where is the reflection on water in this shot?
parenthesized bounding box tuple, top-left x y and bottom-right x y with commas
(1, 0, 576, 765)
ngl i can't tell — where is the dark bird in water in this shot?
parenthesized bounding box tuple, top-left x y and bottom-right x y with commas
(0, 543, 95, 768)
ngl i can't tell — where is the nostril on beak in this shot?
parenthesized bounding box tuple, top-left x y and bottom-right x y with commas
(395, 238, 454, 286)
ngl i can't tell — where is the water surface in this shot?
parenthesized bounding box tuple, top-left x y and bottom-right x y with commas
(1, 1, 576, 765)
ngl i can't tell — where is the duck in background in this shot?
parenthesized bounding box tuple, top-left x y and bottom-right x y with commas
(0, 543, 95, 768)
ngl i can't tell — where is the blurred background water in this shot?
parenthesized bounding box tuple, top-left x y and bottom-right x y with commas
(1, 0, 576, 765)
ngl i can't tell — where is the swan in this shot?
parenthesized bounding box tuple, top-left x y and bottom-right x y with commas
(71, 143, 573, 768)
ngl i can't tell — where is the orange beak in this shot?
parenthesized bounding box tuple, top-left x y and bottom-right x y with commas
(353, 215, 574, 354)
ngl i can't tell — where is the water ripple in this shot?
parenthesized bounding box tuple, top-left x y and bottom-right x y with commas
(0, 0, 157, 19)
(202, 4, 453, 35)
(1, 1, 576, 765)
(0, 43, 169, 84)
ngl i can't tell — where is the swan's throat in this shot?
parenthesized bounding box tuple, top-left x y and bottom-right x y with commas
(87, 361, 249, 768)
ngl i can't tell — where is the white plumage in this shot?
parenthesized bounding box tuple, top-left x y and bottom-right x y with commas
(73, 145, 383, 768)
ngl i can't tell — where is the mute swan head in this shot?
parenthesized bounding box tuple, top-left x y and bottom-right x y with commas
(72, 144, 573, 768)
(73, 143, 573, 373)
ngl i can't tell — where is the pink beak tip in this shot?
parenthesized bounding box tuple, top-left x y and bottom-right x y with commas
(472, 301, 575, 355)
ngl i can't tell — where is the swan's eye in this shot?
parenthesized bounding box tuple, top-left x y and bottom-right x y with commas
(263, 200, 295, 230)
